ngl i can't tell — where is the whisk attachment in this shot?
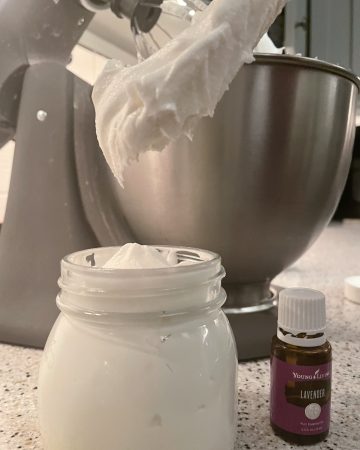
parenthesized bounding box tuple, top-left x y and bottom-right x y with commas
(132, 0, 207, 60)
(111, 0, 163, 33)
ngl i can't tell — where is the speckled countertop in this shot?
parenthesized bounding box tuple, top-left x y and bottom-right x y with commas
(1, 221, 360, 450)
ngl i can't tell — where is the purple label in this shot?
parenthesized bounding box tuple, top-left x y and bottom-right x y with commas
(270, 357, 331, 435)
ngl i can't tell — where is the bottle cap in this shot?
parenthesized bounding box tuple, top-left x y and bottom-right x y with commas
(277, 288, 326, 347)
(344, 276, 360, 305)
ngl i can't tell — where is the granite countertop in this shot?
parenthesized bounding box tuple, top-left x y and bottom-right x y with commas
(1, 221, 360, 450)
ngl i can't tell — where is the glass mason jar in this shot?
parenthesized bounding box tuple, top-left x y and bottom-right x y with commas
(38, 246, 238, 450)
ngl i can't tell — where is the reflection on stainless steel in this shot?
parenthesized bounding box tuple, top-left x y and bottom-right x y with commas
(115, 55, 358, 310)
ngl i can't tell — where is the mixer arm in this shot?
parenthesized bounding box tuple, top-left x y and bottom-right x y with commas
(0, 0, 96, 149)
(0, 0, 143, 347)
(0, 0, 164, 151)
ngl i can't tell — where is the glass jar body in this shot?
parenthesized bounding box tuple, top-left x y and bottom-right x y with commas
(39, 299, 237, 450)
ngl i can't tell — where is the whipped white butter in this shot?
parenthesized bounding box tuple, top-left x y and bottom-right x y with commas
(103, 243, 179, 269)
(93, 0, 286, 185)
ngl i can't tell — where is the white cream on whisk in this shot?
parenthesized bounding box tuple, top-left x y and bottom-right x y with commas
(92, 0, 287, 185)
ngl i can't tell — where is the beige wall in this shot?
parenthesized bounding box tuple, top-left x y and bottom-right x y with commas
(0, 142, 14, 223)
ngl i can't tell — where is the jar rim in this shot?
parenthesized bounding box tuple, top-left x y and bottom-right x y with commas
(62, 245, 220, 276)
(58, 245, 226, 316)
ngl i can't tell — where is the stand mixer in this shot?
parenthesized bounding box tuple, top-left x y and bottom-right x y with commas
(0, 0, 358, 359)
(0, 0, 158, 348)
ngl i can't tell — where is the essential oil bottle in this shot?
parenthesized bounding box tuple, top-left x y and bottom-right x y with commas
(270, 288, 332, 445)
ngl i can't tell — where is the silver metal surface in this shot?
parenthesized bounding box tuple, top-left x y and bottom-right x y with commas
(253, 54, 360, 88)
(114, 55, 358, 309)
(111, 0, 163, 33)
(79, 0, 109, 12)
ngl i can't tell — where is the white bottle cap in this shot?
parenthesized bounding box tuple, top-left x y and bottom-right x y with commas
(344, 276, 360, 305)
(277, 288, 326, 347)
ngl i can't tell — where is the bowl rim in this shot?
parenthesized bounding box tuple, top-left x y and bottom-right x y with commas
(254, 53, 360, 90)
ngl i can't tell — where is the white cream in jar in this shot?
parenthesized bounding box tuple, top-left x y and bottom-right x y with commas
(38, 245, 238, 450)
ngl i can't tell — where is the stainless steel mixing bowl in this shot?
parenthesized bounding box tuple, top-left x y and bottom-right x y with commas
(82, 54, 359, 358)
(117, 55, 359, 298)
